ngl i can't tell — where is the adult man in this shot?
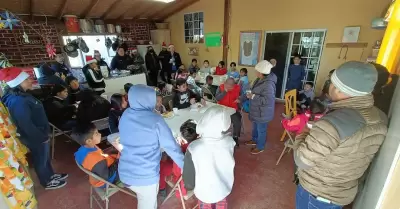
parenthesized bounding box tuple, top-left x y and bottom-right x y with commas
(215, 78, 242, 147)
(158, 42, 171, 83)
(51, 54, 70, 78)
(145, 46, 161, 86)
(130, 48, 145, 75)
(294, 61, 388, 209)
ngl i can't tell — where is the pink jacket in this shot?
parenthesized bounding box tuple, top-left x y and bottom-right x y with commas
(282, 110, 324, 134)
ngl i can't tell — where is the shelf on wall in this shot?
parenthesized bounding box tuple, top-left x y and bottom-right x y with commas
(326, 42, 368, 48)
(62, 33, 119, 36)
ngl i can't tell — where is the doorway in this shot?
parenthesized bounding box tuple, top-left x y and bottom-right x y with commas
(262, 30, 326, 99)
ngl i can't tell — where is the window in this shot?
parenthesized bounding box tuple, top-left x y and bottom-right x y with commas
(62, 35, 117, 68)
(184, 12, 204, 44)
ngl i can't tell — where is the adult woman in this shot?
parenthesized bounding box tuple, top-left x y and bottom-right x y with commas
(109, 93, 128, 133)
(110, 44, 132, 70)
(244, 60, 277, 154)
(0, 67, 67, 189)
(43, 84, 77, 130)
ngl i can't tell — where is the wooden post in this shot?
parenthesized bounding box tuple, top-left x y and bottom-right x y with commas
(222, 0, 231, 64)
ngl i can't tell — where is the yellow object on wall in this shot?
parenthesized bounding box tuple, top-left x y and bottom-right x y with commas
(377, 0, 400, 74)
(167, 0, 389, 93)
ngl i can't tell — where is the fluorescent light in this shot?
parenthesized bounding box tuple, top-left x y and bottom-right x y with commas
(153, 0, 175, 3)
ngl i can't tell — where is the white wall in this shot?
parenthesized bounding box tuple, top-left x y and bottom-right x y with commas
(354, 78, 400, 209)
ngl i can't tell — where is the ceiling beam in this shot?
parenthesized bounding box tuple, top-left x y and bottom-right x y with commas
(116, 0, 140, 20)
(83, 0, 100, 18)
(130, 2, 157, 20)
(30, 0, 34, 20)
(101, 0, 123, 19)
(57, 0, 69, 19)
(159, 0, 199, 21)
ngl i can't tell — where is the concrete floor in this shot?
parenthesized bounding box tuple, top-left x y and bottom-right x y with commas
(32, 103, 300, 209)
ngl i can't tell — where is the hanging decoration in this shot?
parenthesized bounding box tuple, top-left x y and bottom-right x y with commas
(0, 17, 5, 29)
(22, 32, 29, 43)
(0, 53, 13, 69)
(46, 43, 56, 59)
(0, 11, 19, 30)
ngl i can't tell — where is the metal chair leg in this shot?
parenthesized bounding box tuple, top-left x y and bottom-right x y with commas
(280, 130, 286, 142)
(177, 184, 186, 209)
(90, 186, 93, 209)
(51, 128, 55, 159)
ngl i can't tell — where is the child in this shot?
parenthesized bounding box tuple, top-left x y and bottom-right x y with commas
(155, 92, 167, 114)
(214, 61, 227, 75)
(159, 120, 198, 198)
(183, 106, 235, 208)
(297, 81, 315, 109)
(65, 75, 84, 104)
(176, 65, 189, 80)
(74, 123, 119, 187)
(282, 99, 325, 135)
(199, 60, 211, 74)
(109, 93, 128, 133)
(286, 54, 306, 91)
(238, 68, 249, 94)
(173, 79, 205, 109)
(187, 71, 202, 95)
(188, 59, 200, 74)
(227, 62, 239, 79)
(123, 83, 133, 103)
(203, 75, 217, 100)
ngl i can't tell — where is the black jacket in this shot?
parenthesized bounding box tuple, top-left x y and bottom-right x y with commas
(110, 55, 133, 70)
(68, 87, 84, 104)
(169, 52, 182, 71)
(82, 65, 106, 92)
(43, 96, 76, 127)
(145, 52, 161, 73)
(108, 109, 124, 133)
(159, 50, 170, 71)
(173, 90, 201, 109)
(76, 91, 111, 123)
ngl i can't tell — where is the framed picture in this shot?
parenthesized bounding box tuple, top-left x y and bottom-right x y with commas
(238, 31, 262, 66)
(342, 26, 361, 43)
(188, 47, 199, 56)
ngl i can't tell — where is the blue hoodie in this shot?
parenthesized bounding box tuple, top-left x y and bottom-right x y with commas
(118, 84, 184, 186)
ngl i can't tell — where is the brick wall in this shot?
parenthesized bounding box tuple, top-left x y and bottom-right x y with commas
(0, 21, 155, 67)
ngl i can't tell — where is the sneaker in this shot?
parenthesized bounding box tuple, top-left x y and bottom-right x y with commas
(45, 179, 67, 190)
(245, 141, 256, 146)
(250, 148, 264, 155)
(51, 173, 69, 181)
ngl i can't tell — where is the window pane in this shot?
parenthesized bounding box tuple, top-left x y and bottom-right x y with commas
(185, 30, 190, 36)
(293, 33, 301, 44)
(184, 14, 191, 21)
(185, 22, 193, 29)
(199, 12, 203, 19)
(194, 29, 199, 36)
(194, 21, 200, 28)
(194, 13, 199, 20)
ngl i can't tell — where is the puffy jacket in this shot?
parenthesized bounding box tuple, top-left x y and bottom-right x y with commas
(294, 95, 388, 205)
(215, 84, 240, 110)
(247, 73, 277, 123)
(2, 87, 50, 146)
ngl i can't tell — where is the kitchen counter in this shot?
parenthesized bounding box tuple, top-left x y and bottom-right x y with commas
(104, 73, 147, 94)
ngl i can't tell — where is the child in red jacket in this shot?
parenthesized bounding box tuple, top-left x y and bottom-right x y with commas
(215, 61, 227, 75)
(282, 99, 326, 135)
(159, 119, 198, 198)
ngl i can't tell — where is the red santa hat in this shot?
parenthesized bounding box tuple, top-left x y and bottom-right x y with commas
(0, 67, 30, 88)
(132, 48, 137, 52)
(168, 44, 174, 49)
(85, 56, 97, 65)
(162, 42, 167, 48)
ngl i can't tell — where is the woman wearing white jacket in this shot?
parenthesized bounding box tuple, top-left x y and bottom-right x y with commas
(183, 105, 236, 208)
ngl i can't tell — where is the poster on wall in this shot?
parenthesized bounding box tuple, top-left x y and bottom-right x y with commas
(205, 32, 221, 47)
(238, 31, 262, 66)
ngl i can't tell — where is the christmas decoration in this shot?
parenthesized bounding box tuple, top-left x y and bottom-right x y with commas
(0, 53, 13, 69)
(22, 32, 29, 43)
(46, 43, 56, 59)
(0, 11, 19, 30)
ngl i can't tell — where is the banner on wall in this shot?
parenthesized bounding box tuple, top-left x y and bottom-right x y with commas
(205, 32, 221, 47)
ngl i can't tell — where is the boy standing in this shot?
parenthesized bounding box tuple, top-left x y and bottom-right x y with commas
(183, 106, 235, 208)
(74, 123, 119, 187)
(286, 55, 305, 91)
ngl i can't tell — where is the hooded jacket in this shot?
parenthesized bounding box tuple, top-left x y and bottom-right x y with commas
(246, 73, 277, 123)
(2, 87, 50, 146)
(118, 84, 184, 186)
(185, 106, 235, 203)
(37, 64, 67, 86)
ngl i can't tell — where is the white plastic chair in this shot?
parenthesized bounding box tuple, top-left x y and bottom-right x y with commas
(75, 160, 136, 209)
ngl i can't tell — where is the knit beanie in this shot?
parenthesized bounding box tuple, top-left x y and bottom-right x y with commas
(330, 61, 378, 97)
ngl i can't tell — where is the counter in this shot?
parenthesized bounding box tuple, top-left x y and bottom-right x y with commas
(104, 73, 147, 94)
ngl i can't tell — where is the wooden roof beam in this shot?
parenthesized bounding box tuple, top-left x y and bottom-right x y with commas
(101, 0, 123, 19)
(159, 0, 199, 21)
(119, 1, 155, 20)
(57, 0, 69, 19)
(30, 0, 34, 20)
(131, 2, 157, 20)
(116, 0, 140, 20)
(147, 0, 183, 20)
(83, 0, 100, 18)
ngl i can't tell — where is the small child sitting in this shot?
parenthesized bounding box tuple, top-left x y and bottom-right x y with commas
(297, 81, 315, 109)
(175, 65, 188, 80)
(282, 99, 325, 135)
(188, 58, 200, 74)
(159, 119, 198, 198)
(183, 106, 235, 208)
(74, 123, 119, 187)
(203, 75, 217, 100)
(214, 61, 227, 75)
(173, 79, 205, 109)
(199, 60, 211, 74)
(155, 91, 167, 114)
(187, 71, 202, 95)
(227, 62, 239, 79)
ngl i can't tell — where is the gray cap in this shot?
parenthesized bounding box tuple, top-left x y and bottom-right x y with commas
(330, 61, 377, 96)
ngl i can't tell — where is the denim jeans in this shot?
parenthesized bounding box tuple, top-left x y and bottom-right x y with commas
(296, 184, 342, 209)
(251, 122, 268, 150)
(29, 141, 55, 186)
